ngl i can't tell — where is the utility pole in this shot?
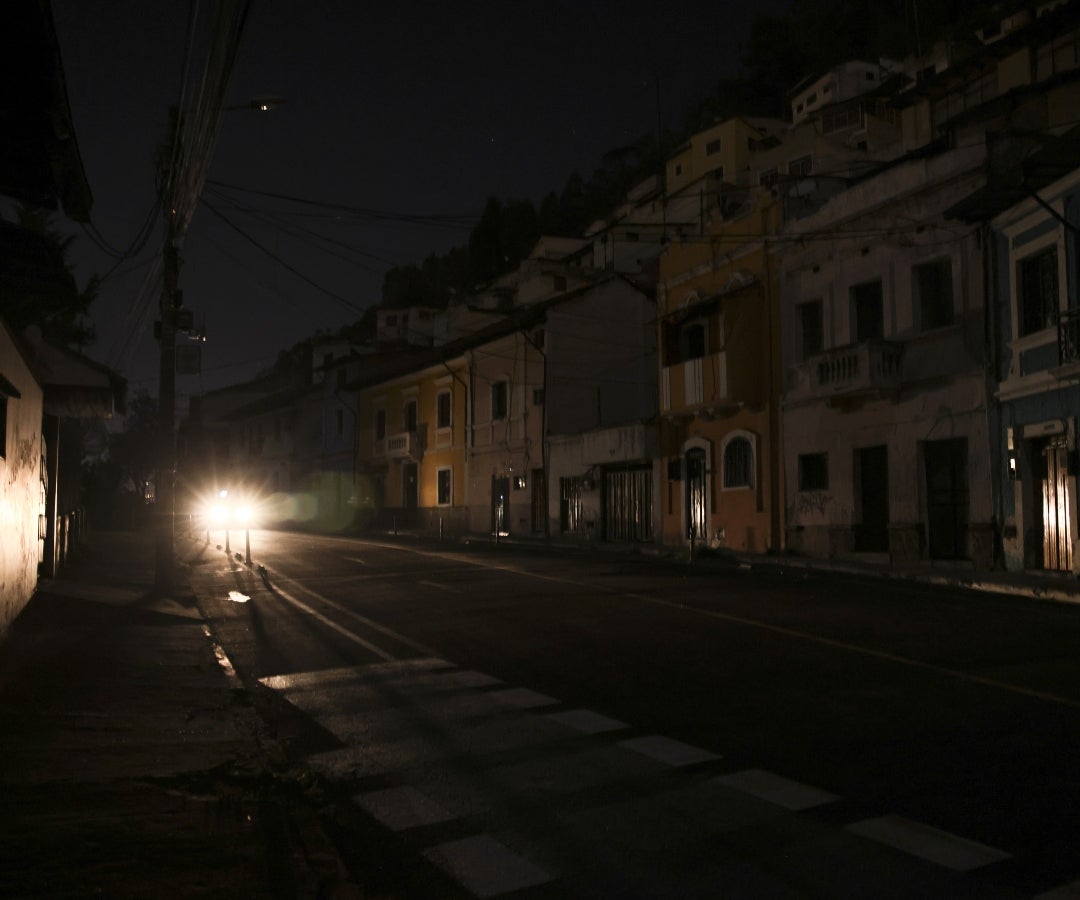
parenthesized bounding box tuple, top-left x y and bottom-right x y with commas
(156, 106, 180, 593)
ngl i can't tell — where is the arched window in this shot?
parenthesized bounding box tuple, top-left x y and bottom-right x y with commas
(723, 435, 754, 489)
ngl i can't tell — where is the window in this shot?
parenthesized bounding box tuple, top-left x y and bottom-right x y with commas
(788, 154, 813, 176)
(798, 453, 829, 491)
(915, 258, 954, 330)
(852, 280, 884, 342)
(437, 468, 452, 505)
(554, 274, 567, 291)
(386, 314, 397, 326)
(533, 388, 544, 406)
(491, 381, 508, 420)
(723, 436, 754, 489)
(1018, 246, 1059, 337)
(806, 92, 818, 106)
(662, 318, 711, 366)
(436, 390, 451, 429)
(375, 408, 386, 440)
(336, 409, 344, 438)
(799, 299, 824, 360)
(705, 138, 722, 156)
(822, 108, 861, 133)
(759, 167, 779, 186)
(404, 399, 417, 432)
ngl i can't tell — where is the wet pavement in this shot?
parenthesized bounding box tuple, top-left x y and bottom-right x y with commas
(0, 529, 355, 899)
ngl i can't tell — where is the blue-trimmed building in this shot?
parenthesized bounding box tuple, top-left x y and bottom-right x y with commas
(953, 126, 1080, 573)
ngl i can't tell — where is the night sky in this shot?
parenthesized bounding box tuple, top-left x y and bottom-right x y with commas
(52, 0, 792, 410)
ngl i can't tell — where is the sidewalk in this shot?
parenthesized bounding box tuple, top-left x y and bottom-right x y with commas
(0, 529, 352, 900)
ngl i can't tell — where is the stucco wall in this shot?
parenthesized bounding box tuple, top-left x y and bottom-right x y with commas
(1, 326, 44, 641)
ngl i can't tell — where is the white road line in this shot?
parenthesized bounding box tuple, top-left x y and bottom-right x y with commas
(270, 537, 1080, 709)
(418, 579, 458, 592)
(269, 571, 440, 656)
(269, 583, 396, 661)
(343, 556, 368, 565)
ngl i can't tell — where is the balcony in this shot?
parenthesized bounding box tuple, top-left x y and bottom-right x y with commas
(788, 340, 903, 404)
(384, 429, 424, 461)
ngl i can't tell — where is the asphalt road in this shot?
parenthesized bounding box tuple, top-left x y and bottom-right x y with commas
(188, 529, 1080, 899)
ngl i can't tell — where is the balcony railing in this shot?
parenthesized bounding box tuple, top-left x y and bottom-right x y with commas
(385, 429, 420, 460)
(792, 339, 903, 401)
(1059, 308, 1080, 366)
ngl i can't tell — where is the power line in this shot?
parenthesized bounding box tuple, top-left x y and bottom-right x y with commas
(201, 200, 369, 315)
(205, 178, 481, 228)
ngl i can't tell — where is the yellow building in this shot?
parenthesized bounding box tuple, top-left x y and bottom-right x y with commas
(657, 189, 784, 554)
(355, 351, 469, 535)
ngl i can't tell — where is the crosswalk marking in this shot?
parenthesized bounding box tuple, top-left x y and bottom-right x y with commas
(260, 660, 1028, 895)
(354, 785, 456, 831)
(422, 834, 554, 898)
(846, 814, 1011, 871)
(617, 734, 720, 767)
(715, 768, 838, 811)
(488, 687, 558, 709)
(545, 708, 627, 734)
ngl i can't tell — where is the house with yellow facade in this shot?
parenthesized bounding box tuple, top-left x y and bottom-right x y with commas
(657, 186, 785, 554)
(355, 344, 471, 536)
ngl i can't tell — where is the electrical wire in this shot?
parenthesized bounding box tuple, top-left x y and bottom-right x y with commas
(201, 200, 369, 314)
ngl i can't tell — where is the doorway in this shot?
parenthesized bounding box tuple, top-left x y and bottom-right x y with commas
(856, 445, 889, 552)
(685, 448, 707, 543)
(1036, 437, 1072, 571)
(491, 475, 510, 535)
(402, 462, 418, 525)
(925, 438, 968, 559)
(530, 468, 546, 534)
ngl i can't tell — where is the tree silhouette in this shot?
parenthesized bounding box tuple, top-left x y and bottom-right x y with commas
(0, 205, 99, 348)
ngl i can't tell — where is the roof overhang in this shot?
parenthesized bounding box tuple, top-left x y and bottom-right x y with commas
(1, 0, 92, 221)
